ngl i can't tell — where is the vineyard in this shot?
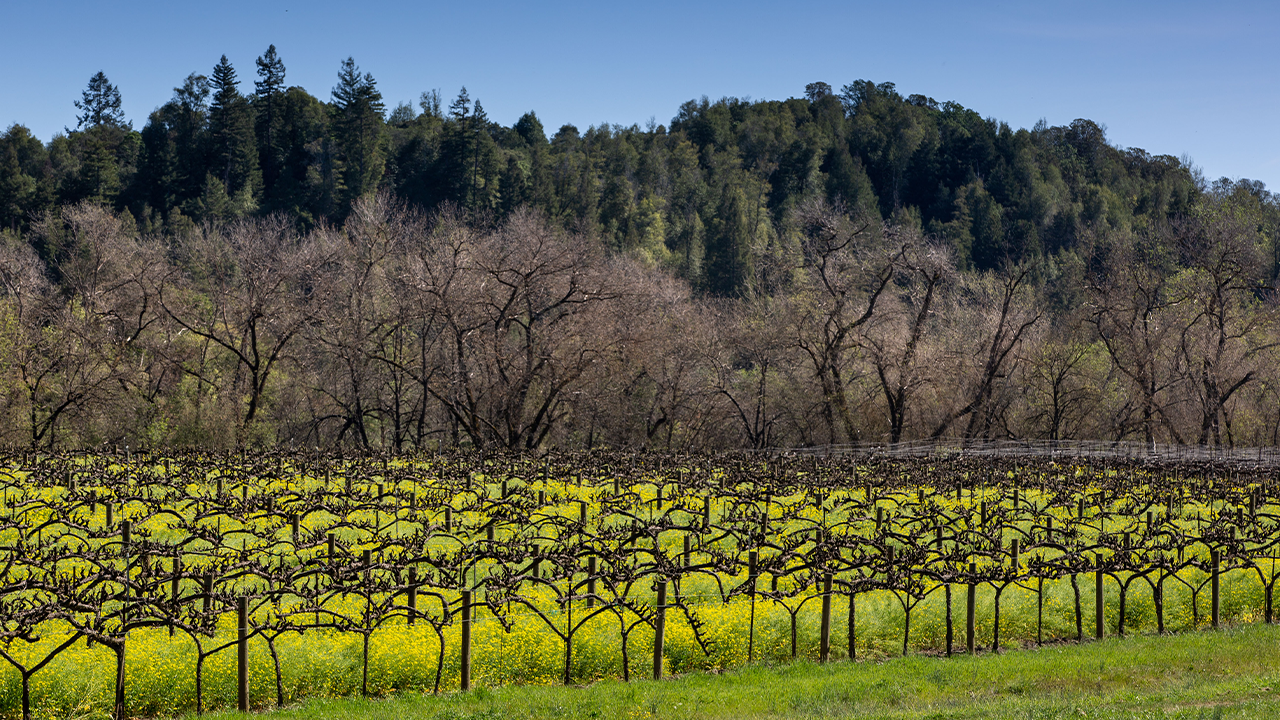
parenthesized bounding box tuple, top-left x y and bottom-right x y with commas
(1, 449, 1278, 719)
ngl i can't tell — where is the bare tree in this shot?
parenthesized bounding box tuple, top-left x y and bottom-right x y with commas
(403, 208, 620, 451)
(1014, 324, 1112, 441)
(705, 298, 794, 449)
(1087, 227, 1192, 445)
(1169, 214, 1278, 446)
(789, 199, 905, 444)
(0, 204, 157, 447)
(931, 264, 1042, 441)
(861, 238, 952, 444)
(572, 262, 722, 450)
(303, 194, 418, 449)
(158, 215, 336, 444)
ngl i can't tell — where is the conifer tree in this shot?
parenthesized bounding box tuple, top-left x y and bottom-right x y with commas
(209, 55, 260, 203)
(331, 57, 386, 209)
(254, 45, 287, 202)
(74, 71, 128, 130)
(442, 87, 474, 206)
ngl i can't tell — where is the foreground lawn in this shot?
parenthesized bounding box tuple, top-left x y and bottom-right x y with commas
(200, 624, 1280, 720)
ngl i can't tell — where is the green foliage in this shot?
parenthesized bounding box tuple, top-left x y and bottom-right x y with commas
(74, 71, 129, 130)
(32, 66, 1213, 291)
(254, 44, 288, 205)
(208, 55, 261, 202)
(331, 57, 387, 212)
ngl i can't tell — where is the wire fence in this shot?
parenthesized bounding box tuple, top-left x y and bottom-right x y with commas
(784, 439, 1280, 468)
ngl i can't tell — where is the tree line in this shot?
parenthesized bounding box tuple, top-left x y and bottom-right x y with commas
(4, 55, 1258, 286)
(0, 52, 1279, 450)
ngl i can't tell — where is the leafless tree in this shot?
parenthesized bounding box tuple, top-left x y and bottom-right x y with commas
(1168, 214, 1278, 446)
(789, 199, 905, 443)
(303, 193, 419, 449)
(157, 215, 337, 444)
(0, 204, 158, 447)
(401, 208, 620, 451)
(861, 237, 953, 444)
(1087, 227, 1192, 445)
(931, 264, 1042, 441)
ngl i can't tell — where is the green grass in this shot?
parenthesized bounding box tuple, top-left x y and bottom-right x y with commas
(195, 623, 1280, 720)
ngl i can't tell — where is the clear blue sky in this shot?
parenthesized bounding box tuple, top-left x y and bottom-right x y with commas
(3, 0, 1278, 190)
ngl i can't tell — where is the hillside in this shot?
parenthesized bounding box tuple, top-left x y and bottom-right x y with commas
(0, 54, 1278, 450)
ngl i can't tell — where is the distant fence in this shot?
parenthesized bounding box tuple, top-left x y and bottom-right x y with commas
(784, 439, 1280, 468)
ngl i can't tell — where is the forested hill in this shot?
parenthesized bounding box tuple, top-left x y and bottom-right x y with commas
(5, 51, 1280, 452)
(2, 54, 1263, 296)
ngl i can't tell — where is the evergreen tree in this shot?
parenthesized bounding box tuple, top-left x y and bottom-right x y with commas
(74, 71, 129, 130)
(704, 182, 752, 296)
(527, 143, 555, 216)
(441, 87, 475, 207)
(419, 89, 443, 118)
(78, 131, 122, 203)
(498, 155, 528, 216)
(254, 45, 287, 204)
(331, 57, 386, 209)
(514, 111, 547, 147)
(209, 55, 261, 200)
(135, 74, 212, 218)
(0, 125, 49, 234)
(469, 100, 499, 209)
(275, 86, 331, 223)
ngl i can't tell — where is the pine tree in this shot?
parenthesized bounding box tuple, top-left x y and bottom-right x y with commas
(331, 57, 386, 209)
(79, 132, 122, 203)
(705, 183, 752, 296)
(441, 87, 475, 207)
(74, 71, 129, 130)
(470, 100, 495, 209)
(254, 45, 287, 202)
(209, 55, 261, 199)
(499, 155, 528, 216)
(0, 125, 47, 234)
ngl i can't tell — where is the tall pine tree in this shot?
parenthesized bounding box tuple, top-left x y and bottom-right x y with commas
(441, 87, 475, 207)
(74, 71, 129, 130)
(331, 57, 386, 210)
(208, 55, 260, 211)
(254, 45, 287, 206)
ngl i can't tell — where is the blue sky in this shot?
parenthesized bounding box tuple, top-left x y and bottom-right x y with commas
(3, 0, 1278, 190)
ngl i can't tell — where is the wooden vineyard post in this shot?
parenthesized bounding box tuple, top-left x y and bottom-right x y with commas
(407, 567, 418, 625)
(847, 591, 857, 661)
(1154, 553, 1165, 634)
(1037, 576, 1044, 646)
(1267, 554, 1274, 625)
(169, 557, 181, 637)
(202, 573, 214, 615)
(587, 556, 597, 608)
(237, 596, 248, 712)
(945, 584, 953, 657)
(1211, 549, 1221, 629)
(653, 581, 667, 680)
(748, 551, 759, 663)
(966, 562, 976, 654)
(461, 591, 472, 691)
(1095, 554, 1104, 640)
(820, 573, 833, 663)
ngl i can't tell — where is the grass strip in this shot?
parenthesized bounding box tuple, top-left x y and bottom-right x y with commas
(198, 623, 1280, 720)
